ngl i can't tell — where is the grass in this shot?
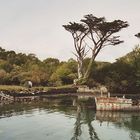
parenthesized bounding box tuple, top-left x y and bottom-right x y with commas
(43, 84, 73, 90)
(0, 84, 74, 92)
(0, 85, 27, 91)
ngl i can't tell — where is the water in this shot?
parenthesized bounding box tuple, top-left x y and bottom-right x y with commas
(0, 101, 140, 140)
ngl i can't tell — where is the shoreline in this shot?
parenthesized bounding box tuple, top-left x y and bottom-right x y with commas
(0, 85, 140, 102)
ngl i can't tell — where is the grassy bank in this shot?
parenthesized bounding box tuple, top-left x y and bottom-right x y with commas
(0, 85, 77, 95)
(0, 85, 26, 92)
(0, 85, 73, 91)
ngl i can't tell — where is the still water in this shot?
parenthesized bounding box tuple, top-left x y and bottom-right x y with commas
(0, 101, 140, 140)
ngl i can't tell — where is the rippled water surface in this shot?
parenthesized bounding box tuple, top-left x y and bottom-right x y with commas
(0, 101, 140, 140)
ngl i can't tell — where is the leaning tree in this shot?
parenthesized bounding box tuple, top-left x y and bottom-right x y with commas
(63, 14, 129, 84)
(63, 22, 89, 79)
(81, 14, 129, 79)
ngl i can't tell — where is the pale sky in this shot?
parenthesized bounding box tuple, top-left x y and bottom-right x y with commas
(0, 0, 140, 62)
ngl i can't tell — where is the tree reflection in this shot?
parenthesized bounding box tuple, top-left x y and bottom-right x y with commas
(71, 104, 100, 140)
(71, 105, 82, 140)
(1, 100, 140, 140)
(129, 132, 140, 140)
(96, 111, 140, 140)
(85, 109, 100, 140)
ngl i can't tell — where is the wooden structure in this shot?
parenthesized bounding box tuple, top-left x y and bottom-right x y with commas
(95, 97, 140, 111)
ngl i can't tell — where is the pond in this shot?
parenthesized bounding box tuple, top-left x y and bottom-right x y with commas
(0, 99, 140, 140)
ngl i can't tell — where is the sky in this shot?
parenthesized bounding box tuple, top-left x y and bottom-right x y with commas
(0, 0, 140, 62)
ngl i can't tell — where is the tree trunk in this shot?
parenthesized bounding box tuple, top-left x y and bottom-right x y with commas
(78, 57, 83, 79)
(84, 55, 95, 79)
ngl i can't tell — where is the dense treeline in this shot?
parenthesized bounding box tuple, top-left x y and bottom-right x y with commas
(0, 47, 77, 86)
(89, 45, 140, 93)
(0, 46, 140, 93)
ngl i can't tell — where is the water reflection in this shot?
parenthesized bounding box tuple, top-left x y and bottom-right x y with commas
(71, 105, 100, 140)
(0, 100, 140, 140)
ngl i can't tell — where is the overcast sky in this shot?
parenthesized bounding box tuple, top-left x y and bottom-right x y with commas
(0, 0, 140, 62)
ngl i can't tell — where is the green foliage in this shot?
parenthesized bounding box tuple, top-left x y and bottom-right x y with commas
(0, 48, 49, 86)
(43, 58, 60, 78)
(91, 46, 140, 93)
(50, 60, 77, 86)
(0, 45, 140, 94)
(0, 47, 77, 87)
